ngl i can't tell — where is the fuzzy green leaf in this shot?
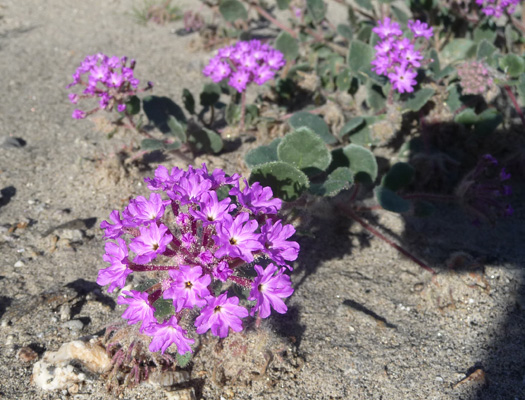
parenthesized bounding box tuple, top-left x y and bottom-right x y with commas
(339, 117, 365, 139)
(288, 111, 337, 144)
(278, 127, 331, 174)
(355, 0, 373, 11)
(381, 162, 414, 191)
(176, 351, 192, 368)
(428, 49, 440, 75)
(182, 88, 195, 115)
(309, 167, 354, 196)
(337, 24, 353, 40)
(125, 95, 141, 115)
(391, 6, 409, 24)
(374, 186, 411, 213)
(200, 83, 221, 107)
(499, 54, 525, 78)
(476, 39, 497, 60)
(454, 108, 478, 124)
(517, 73, 525, 104)
(276, 0, 291, 9)
(245, 138, 281, 168)
(250, 161, 309, 201)
(166, 116, 187, 142)
(153, 298, 175, 320)
(306, 0, 326, 23)
(403, 88, 435, 112)
(342, 143, 378, 184)
(441, 39, 476, 63)
(219, 0, 247, 22)
(141, 138, 165, 151)
(225, 103, 241, 125)
(275, 31, 299, 61)
(336, 67, 351, 91)
(348, 40, 375, 74)
(187, 127, 223, 154)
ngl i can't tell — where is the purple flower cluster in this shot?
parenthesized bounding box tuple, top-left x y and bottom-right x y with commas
(371, 18, 433, 94)
(98, 164, 299, 355)
(475, 0, 520, 17)
(457, 154, 513, 224)
(202, 40, 286, 93)
(67, 53, 152, 120)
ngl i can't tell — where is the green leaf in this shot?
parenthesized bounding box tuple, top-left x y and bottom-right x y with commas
(153, 298, 175, 320)
(275, 31, 299, 61)
(441, 39, 476, 63)
(446, 84, 462, 112)
(250, 161, 309, 201)
(166, 116, 187, 142)
(434, 64, 455, 80)
(182, 88, 195, 115)
(356, 25, 372, 43)
(477, 39, 497, 60)
(225, 103, 241, 125)
(474, 108, 502, 135)
(455, 108, 478, 124)
(367, 83, 386, 110)
(403, 88, 435, 112)
(391, 6, 409, 24)
(278, 127, 332, 174)
(176, 351, 192, 368)
(143, 95, 187, 133)
(505, 24, 516, 52)
(141, 138, 165, 151)
(374, 186, 411, 213)
(339, 116, 365, 139)
(337, 24, 353, 41)
(428, 49, 440, 75)
(125, 95, 141, 115)
(219, 0, 247, 22)
(288, 111, 337, 145)
(306, 0, 326, 23)
(381, 162, 414, 191)
(517, 73, 525, 104)
(473, 22, 497, 43)
(200, 83, 221, 107)
(342, 143, 378, 183)
(309, 167, 354, 196)
(355, 0, 373, 11)
(348, 40, 375, 74)
(187, 126, 223, 154)
(336, 67, 352, 91)
(245, 138, 281, 168)
(165, 140, 182, 151)
(499, 54, 525, 78)
(276, 0, 291, 9)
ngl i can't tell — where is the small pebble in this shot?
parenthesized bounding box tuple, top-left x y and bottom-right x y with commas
(14, 260, 25, 268)
(61, 320, 84, 332)
(6, 335, 14, 345)
(60, 304, 71, 322)
(17, 346, 38, 363)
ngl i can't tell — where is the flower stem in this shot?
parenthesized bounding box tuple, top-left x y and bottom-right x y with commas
(337, 203, 437, 275)
(239, 90, 247, 133)
(129, 263, 177, 271)
(249, 2, 298, 39)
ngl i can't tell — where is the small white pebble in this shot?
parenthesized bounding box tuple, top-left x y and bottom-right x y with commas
(435, 376, 444, 383)
(14, 260, 25, 268)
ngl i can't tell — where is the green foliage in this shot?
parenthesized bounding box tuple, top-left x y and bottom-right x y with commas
(309, 167, 354, 196)
(499, 54, 525, 77)
(250, 161, 309, 201)
(218, 0, 247, 22)
(276, 0, 291, 9)
(141, 138, 166, 151)
(277, 127, 332, 174)
(342, 144, 378, 184)
(374, 186, 411, 213)
(187, 126, 223, 154)
(306, 0, 326, 23)
(125, 95, 141, 115)
(337, 24, 353, 41)
(275, 31, 299, 61)
(182, 88, 195, 115)
(176, 351, 192, 368)
(403, 88, 435, 112)
(244, 138, 281, 168)
(348, 40, 375, 75)
(517, 73, 525, 104)
(441, 39, 476, 62)
(153, 298, 175, 320)
(225, 103, 241, 125)
(200, 83, 221, 107)
(288, 111, 337, 144)
(339, 117, 365, 139)
(381, 162, 414, 191)
(476, 39, 497, 61)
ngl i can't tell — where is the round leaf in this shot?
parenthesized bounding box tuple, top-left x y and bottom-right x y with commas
(125, 95, 141, 115)
(275, 31, 299, 61)
(374, 186, 411, 213)
(288, 111, 337, 145)
(219, 0, 247, 22)
(403, 88, 435, 112)
(381, 162, 414, 191)
(245, 138, 281, 168)
(187, 127, 223, 154)
(342, 143, 378, 183)
(278, 127, 331, 174)
(309, 167, 354, 196)
(306, 0, 326, 23)
(250, 161, 309, 202)
(182, 88, 195, 115)
(200, 83, 221, 107)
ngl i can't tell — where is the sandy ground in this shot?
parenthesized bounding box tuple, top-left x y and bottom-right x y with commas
(1, 1, 525, 399)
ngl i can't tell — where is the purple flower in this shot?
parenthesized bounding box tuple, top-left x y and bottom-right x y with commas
(190, 190, 236, 226)
(230, 179, 282, 215)
(229, 69, 251, 93)
(72, 109, 86, 119)
(372, 17, 403, 39)
(400, 47, 423, 68)
(248, 264, 294, 318)
(195, 292, 249, 338)
(129, 223, 173, 264)
(117, 290, 156, 332)
(388, 65, 418, 93)
(500, 168, 511, 181)
(212, 260, 233, 282)
(144, 316, 195, 355)
(213, 212, 264, 262)
(123, 193, 170, 226)
(407, 20, 433, 39)
(260, 220, 299, 267)
(100, 210, 124, 239)
(168, 173, 212, 204)
(163, 265, 212, 311)
(98, 238, 132, 293)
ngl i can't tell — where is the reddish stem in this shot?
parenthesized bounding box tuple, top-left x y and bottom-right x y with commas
(129, 263, 177, 272)
(228, 275, 253, 288)
(249, 2, 298, 38)
(337, 203, 437, 275)
(503, 85, 525, 129)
